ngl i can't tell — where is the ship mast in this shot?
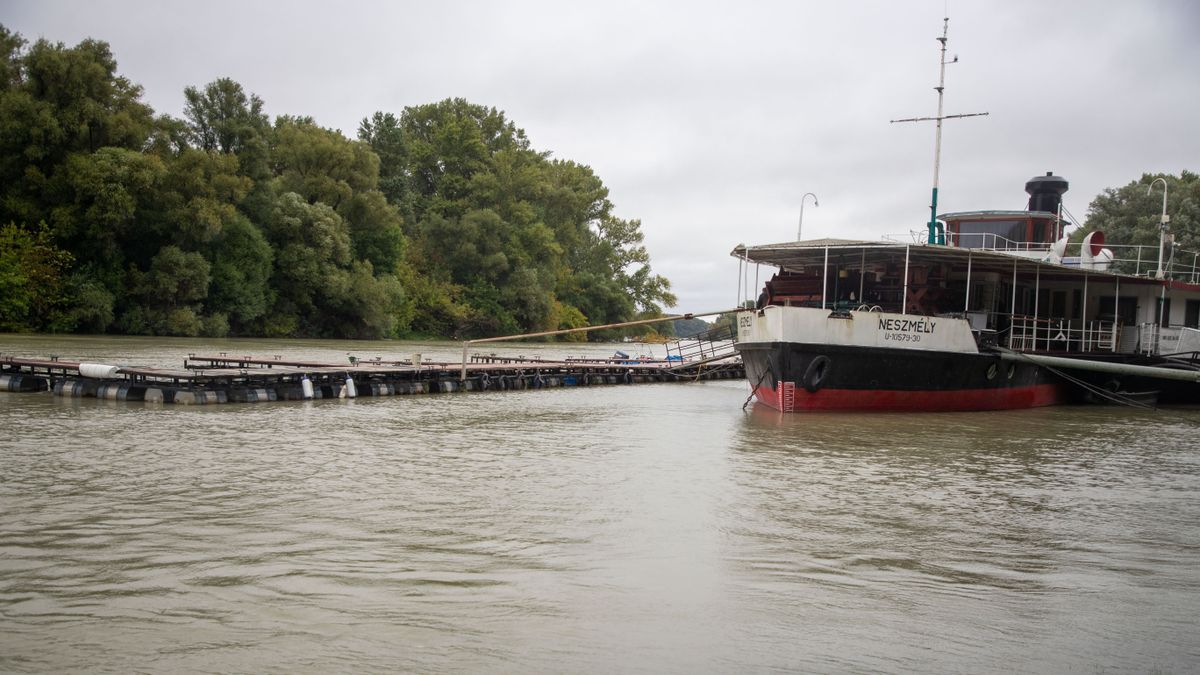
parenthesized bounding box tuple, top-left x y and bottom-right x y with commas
(891, 17, 988, 245)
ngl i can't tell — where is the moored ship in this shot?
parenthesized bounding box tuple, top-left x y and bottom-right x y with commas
(732, 174, 1200, 412)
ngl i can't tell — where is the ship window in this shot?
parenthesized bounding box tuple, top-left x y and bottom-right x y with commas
(1157, 298, 1172, 326)
(1098, 296, 1137, 324)
(1186, 300, 1200, 328)
(955, 220, 1025, 248)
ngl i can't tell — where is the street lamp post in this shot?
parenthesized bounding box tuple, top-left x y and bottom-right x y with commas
(797, 192, 819, 241)
(1149, 177, 1169, 279)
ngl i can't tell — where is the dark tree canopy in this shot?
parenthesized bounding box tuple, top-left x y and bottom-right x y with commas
(0, 23, 676, 340)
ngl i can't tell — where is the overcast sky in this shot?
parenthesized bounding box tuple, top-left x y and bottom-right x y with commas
(5, 0, 1198, 312)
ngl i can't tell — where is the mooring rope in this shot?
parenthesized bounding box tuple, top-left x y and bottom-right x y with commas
(742, 368, 770, 411)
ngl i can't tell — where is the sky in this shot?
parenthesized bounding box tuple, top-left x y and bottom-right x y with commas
(4, 0, 1198, 313)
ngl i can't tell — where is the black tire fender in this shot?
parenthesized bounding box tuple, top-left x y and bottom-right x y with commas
(802, 355, 832, 393)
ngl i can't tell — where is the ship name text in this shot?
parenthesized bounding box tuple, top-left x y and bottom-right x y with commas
(878, 317, 936, 334)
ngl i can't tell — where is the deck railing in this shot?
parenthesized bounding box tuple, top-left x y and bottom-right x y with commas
(1137, 324, 1200, 356)
(1008, 315, 1119, 353)
(878, 231, 1200, 282)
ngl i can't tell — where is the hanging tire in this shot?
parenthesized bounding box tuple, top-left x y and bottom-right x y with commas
(802, 355, 832, 393)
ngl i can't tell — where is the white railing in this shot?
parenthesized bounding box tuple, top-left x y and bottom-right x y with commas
(876, 231, 1200, 281)
(1177, 327, 1200, 355)
(1137, 324, 1195, 356)
(1008, 315, 1118, 353)
(946, 231, 1052, 252)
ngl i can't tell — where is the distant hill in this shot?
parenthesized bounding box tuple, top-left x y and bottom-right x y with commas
(672, 317, 712, 338)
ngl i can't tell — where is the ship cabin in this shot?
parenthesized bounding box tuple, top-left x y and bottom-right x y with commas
(735, 173, 1200, 359)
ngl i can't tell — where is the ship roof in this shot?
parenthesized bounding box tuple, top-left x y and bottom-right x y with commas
(940, 209, 1059, 219)
(730, 240, 1167, 286)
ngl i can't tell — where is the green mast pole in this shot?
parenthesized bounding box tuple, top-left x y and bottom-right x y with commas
(928, 19, 949, 244)
(890, 17, 988, 246)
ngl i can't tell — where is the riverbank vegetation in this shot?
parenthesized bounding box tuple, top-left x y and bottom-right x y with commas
(0, 25, 677, 340)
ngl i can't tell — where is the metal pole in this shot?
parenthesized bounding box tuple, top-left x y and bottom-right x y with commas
(1009, 260, 1018, 349)
(797, 192, 818, 241)
(1149, 177, 1169, 279)
(1034, 265, 1040, 350)
(736, 256, 742, 308)
(890, 18, 987, 246)
(858, 248, 866, 303)
(1081, 273, 1088, 351)
(743, 256, 750, 307)
(964, 251, 972, 312)
(927, 19, 950, 245)
(998, 351, 1200, 384)
(1011, 260, 1018, 317)
(902, 245, 911, 315)
(1113, 275, 1121, 353)
(821, 247, 829, 309)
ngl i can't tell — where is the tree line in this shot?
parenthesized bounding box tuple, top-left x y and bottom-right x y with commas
(0, 25, 677, 340)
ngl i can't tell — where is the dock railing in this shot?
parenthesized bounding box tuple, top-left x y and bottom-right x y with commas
(664, 322, 738, 364)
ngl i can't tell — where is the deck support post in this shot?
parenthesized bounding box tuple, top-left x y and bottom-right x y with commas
(1034, 266, 1041, 350)
(964, 251, 972, 313)
(1011, 259, 1018, 314)
(858, 248, 866, 303)
(821, 247, 829, 309)
(901, 245, 911, 315)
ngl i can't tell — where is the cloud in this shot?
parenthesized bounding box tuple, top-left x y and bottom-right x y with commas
(4, 0, 1197, 311)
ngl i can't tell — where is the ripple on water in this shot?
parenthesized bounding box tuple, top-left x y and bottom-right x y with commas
(3, 338, 1200, 672)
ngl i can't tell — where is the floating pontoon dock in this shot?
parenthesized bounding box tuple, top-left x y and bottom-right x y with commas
(0, 351, 744, 405)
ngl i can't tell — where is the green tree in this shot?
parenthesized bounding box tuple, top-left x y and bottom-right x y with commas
(49, 147, 166, 271)
(182, 77, 269, 156)
(155, 148, 253, 248)
(0, 221, 74, 331)
(208, 214, 273, 330)
(0, 28, 154, 227)
(357, 111, 408, 206)
(271, 116, 379, 208)
(120, 245, 211, 336)
(398, 98, 530, 220)
(1083, 170, 1200, 275)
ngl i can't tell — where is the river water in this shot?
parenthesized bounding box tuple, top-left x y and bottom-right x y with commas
(2, 335, 1199, 673)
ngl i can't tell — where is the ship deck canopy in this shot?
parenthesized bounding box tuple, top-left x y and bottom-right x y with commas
(730, 239, 1164, 286)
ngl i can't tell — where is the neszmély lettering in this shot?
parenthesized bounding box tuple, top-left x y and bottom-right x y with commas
(877, 317, 936, 334)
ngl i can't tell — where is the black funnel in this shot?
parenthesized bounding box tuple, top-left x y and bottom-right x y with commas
(1026, 172, 1068, 214)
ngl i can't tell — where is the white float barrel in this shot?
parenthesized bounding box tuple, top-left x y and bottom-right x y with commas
(301, 376, 314, 400)
(78, 363, 121, 379)
(344, 375, 357, 398)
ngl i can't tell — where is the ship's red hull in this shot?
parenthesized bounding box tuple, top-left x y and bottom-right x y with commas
(738, 341, 1071, 412)
(749, 381, 1068, 412)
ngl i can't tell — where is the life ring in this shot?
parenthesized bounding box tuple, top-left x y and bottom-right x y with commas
(802, 355, 832, 393)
